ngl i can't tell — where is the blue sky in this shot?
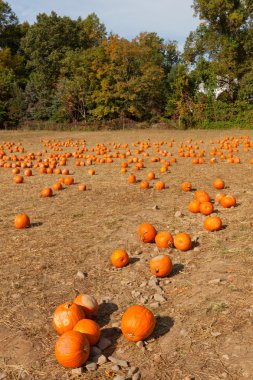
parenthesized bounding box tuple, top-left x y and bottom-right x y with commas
(8, 0, 199, 49)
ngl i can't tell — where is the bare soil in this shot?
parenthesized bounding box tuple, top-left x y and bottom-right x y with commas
(0, 129, 253, 380)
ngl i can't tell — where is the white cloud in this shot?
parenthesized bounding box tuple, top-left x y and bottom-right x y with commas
(9, 0, 199, 47)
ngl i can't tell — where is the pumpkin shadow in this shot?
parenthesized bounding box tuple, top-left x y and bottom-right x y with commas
(221, 224, 228, 230)
(192, 240, 200, 249)
(129, 257, 140, 265)
(151, 315, 174, 339)
(30, 222, 43, 228)
(96, 302, 118, 328)
(170, 263, 184, 277)
(99, 327, 121, 356)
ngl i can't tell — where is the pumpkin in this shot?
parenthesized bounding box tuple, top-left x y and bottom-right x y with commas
(181, 182, 192, 191)
(215, 193, 226, 203)
(14, 175, 24, 184)
(53, 302, 85, 335)
(128, 174, 136, 184)
(78, 184, 86, 191)
(121, 305, 156, 342)
(55, 330, 90, 368)
(220, 195, 236, 208)
(52, 183, 62, 191)
(147, 172, 155, 180)
(149, 255, 173, 277)
(137, 223, 157, 243)
(40, 187, 53, 197)
(199, 201, 214, 215)
(24, 169, 32, 176)
(62, 169, 69, 175)
(14, 213, 30, 229)
(155, 231, 173, 249)
(74, 294, 99, 318)
(111, 249, 129, 268)
(64, 176, 74, 185)
(204, 216, 222, 231)
(195, 190, 210, 203)
(188, 200, 200, 213)
(213, 178, 225, 189)
(12, 168, 20, 174)
(88, 169, 95, 175)
(140, 181, 149, 189)
(73, 319, 101, 346)
(155, 181, 165, 190)
(174, 233, 192, 251)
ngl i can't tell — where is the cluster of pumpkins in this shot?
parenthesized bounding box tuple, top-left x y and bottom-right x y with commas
(52, 294, 155, 369)
(183, 178, 237, 232)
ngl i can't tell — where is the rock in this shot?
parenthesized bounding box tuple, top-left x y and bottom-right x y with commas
(113, 376, 126, 380)
(135, 250, 142, 255)
(112, 321, 121, 329)
(153, 285, 164, 294)
(146, 346, 153, 352)
(165, 279, 172, 285)
(75, 270, 86, 280)
(128, 367, 139, 376)
(208, 278, 221, 285)
(101, 296, 112, 303)
(140, 296, 148, 304)
(98, 337, 112, 350)
(222, 354, 229, 361)
(111, 365, 120, 372)
(180, 329, 188, 337)
(131, 290, 141, 297)
(97, 354, 107, 365)
(108, 356, 129, 368)
(174, 229, 180, 234)
(86, 362, 98, 371)
(154, 294, 166, 303)
(152, 205, 159, 210)
(211, 331, 221, 337)
(148, 278, 159, 287)
(132, 372, 141, 380)
(140, 281, 147, 288)
(136, 341, 144, 348)
(91, 346, 102, 356)
(149, 302, 160, 308)
(193, 247, 200, 252)
(71, 367, 84, 375)
(183, 376, 195, 380)
(175, 211, 182, 217)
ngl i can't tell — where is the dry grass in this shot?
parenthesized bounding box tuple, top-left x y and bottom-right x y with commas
(0, 129, 253, 380)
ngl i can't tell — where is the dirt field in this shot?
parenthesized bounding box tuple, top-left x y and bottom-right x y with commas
(0, 129, 253, 380)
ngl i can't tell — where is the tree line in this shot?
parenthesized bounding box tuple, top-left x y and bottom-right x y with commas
(0, 0, 252, 128)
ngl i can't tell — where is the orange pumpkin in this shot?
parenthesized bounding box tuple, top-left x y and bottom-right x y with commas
(128, 174, 136, 184)
(215, 193, 226, 203)
(52, 183, 62, 191)
(204, 216, 222, 231)
(14, 213, 30, 229)
(55, 330, 90, 368)
(78, 184, 87, 191)
(40, 187, 53, 197)
(174, 233, 192, 251)
(88, 169, 95, 175)
(195, 190, 210, 203)
(181, 182, 192, 191)
(74, 294, 99, 318)
(137, 223, 157, 243)
(24, 169, 32, 176)
(64, 176, 74, 185)
(53, 302, 85, 335)
(220, 195, 236, 208)
(155, 181, 165, 190)
(213, 178, 225, 189)
(199, 201, 214, 215)
(14, 175, 24, 184)
(149, 255, 173, 277)
(188, 200, 200, 213)
(121, 305, 156, 342)
(140, 180, 150, 189)
(73, 319, 101, 346)
(111, 249, 129, 268)
(155, 231, 173, 249)
(147, 172, 155, 180)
